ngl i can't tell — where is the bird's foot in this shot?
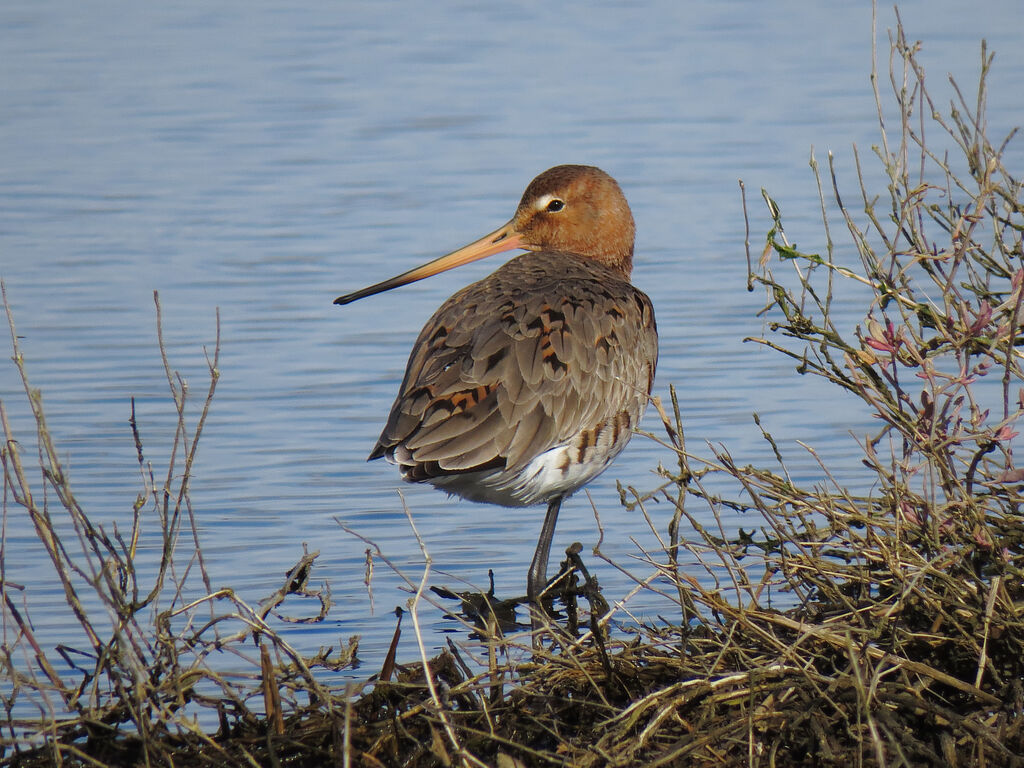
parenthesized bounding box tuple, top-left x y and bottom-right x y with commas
(529, 543, 608, 647)
(431, 547, 608, 648)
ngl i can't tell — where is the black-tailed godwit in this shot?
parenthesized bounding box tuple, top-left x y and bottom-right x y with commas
(335, 165, 658, 629)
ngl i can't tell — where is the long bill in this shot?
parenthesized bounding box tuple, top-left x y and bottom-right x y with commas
(334, 220, 529, 305)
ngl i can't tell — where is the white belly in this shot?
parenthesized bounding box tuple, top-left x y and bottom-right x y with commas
(399, 420, 637, 507)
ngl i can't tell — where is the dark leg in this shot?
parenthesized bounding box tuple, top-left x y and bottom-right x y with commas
(527, 496, 562, 634)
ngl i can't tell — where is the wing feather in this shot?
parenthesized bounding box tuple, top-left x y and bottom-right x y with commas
(371, 252, 658, 485)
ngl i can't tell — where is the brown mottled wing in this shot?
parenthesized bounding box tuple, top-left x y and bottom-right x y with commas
(369, 251, 658, 480)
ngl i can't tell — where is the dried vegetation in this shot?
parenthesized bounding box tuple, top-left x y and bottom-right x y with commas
(3, 18, 1024, 768)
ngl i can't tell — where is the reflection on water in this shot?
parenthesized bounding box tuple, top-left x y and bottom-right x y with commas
(2, 0, 1023, 692)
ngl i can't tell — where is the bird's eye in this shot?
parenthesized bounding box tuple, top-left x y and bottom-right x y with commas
(546, 199, 565, 213)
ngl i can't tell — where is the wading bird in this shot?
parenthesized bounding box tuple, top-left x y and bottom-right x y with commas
(335, 165, 658, 630)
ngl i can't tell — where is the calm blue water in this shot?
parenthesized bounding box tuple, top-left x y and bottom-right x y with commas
(2, 0, 1023, 704)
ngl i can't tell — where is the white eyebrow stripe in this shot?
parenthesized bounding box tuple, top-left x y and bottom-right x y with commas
(534, 193, 558, 211)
